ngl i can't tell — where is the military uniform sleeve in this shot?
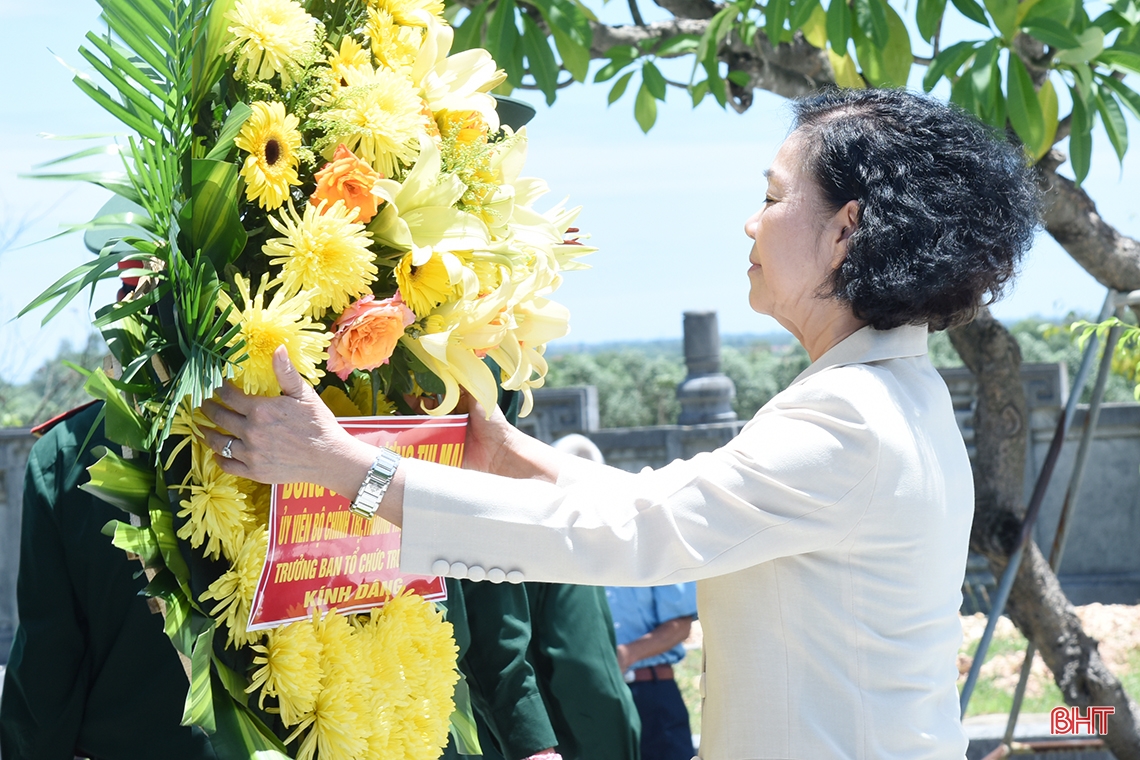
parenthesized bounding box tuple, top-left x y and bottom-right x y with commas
(459, 580, 558, 760)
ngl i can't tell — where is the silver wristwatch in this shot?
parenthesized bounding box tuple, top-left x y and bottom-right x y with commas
(349, 447, 402, 519)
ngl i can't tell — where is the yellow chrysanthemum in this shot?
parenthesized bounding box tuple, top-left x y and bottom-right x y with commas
(326, 35, 371, 87)
(349, 373, 397, 415)
(237, 477, 273, 527)
(234, 101, 303, 210)
(248, 619, 323, 727)
(320, 386, 363, 417)
(176, 440, 255, 561)
(200, 526, 268, 648)
(290, 679, 370, 760)
(396, 250, 454, 317)
(369, 0, 444, 27)
(224, 0, 319, 89)
(366, 7, 423, 72)
(314, 66, 424, 177)
(359, 594, 458, 759)
(263, 200, 377, 318)
(285, 612, 370, 760)
(224, 274, 331, 397)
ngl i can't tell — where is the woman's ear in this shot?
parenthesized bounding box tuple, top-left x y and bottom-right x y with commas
(829, 200, 860, 268)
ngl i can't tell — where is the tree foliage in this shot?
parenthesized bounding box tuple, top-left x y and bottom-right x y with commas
(444, 0, 1140, 185)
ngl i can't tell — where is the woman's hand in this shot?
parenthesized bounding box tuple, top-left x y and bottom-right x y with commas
(201, 346, 376, 496)
(458, 395, 562, 483)
(457, 395, 517, 474)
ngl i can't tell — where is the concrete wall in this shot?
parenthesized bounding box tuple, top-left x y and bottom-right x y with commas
(0, 429, 33, 665)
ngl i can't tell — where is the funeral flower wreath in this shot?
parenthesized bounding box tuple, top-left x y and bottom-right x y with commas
(25, 0, 591, 756)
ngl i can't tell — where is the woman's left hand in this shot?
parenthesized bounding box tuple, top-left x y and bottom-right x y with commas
(201, 346, 375, 494)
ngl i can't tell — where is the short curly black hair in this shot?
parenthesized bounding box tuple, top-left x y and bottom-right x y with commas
(791, 88, 1040, 331)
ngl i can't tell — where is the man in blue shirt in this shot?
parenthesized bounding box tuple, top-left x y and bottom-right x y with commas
(605, 584, 698, 760)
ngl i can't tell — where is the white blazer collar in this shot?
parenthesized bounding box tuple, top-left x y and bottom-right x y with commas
(792, 324, 930, 386)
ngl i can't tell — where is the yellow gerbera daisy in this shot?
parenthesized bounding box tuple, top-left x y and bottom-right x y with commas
(313, 66, 424, 177)
(248, 619, 323, 727)
(199, 526, 268, 648)
(176, 439, 255, 561)
(369, 0, 444, 27)
(234, 101, 303, 210)
(366, 7, 423, 73)
(263, 200, 377, 318)
(224, 0, 319, 88)
(326, 35, 371, 88)
(395, 250, 454, 317)
(223, 274, 331, 397)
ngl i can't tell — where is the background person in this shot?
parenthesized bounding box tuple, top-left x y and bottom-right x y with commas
(606, 584, 697, 760)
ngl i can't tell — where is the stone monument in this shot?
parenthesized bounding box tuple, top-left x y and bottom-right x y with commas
(676, 311, 737, 425)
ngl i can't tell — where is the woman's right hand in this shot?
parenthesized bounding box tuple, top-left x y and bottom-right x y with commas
(458, 396, 516, 475)
(458, 395, 562, 483)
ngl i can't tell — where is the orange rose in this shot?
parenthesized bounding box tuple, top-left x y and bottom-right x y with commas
(327, 294, 415, 380)
(310, 144, 385, 223)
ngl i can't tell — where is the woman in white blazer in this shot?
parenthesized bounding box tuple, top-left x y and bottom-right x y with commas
(204, 89, 1039, 760)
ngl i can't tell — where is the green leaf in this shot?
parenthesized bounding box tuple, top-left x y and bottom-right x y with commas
(1098, 74, 1140, 120)
(182, 624, 217, 733)
(827, 0, 852, 53)
(634, 80, 658, 132)
(853, 0, 889, 48)
(83, 368, 148, 450)
(190, 159, 247, 270)
(452, 3, 488, 52)
(521, 15, 559, 105)
(1006, 55, 1045, 153)
(1021, 18, 1081, 48)
(205, 103, 252, 162)
(642, 61, 668, 100)
(789, 0, 822, 34)
(1033, 75, 1060, 160)
(726, 70, 751, 86)
(1021, 0, 1077, 25)
(951, 0, 990, 27)
(970, 38, 999, 94)
(84, 446, 155, 515)
(691, 78, 710, 105)
(917, 0, 949, 41)
(766, 0, 792, 44)
(655, 34, 701, 57)
(983, 0, 1017, 39)
(1114, 0, 1140, 24)
(923, 39, 979, 91)
(486, 0, 520, 83)
(1097, 87, 1129, 164)
(104, 520, 161, 566)
(851, 2, 911, 87)
(149, 484, 193, 597)
(619, 74, 649, 107)
(595, 53, 634, 82)
(1098, 48, 1140, 73)
(449, 673, 482, 756)
(1069, 85, 1093, 185)
(551, 25, 589, 82)
(209, 679, 291, 759)
(1057, 27, 1105, 65)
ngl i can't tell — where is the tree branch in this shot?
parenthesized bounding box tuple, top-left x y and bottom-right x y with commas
(1036, 152, 1140, 293)
(949, 310, 1140, 760)
(651, 0, 721, 20)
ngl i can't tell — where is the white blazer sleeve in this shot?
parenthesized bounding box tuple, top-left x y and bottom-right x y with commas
(399, 381, 881, 586)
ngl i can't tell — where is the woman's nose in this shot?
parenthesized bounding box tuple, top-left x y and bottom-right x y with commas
(744, 213, 759, 239)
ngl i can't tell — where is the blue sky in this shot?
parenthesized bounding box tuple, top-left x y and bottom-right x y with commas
(1, 0, 1137, 382)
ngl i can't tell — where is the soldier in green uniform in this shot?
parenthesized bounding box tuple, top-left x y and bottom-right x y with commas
(0, 402, 218, 760)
